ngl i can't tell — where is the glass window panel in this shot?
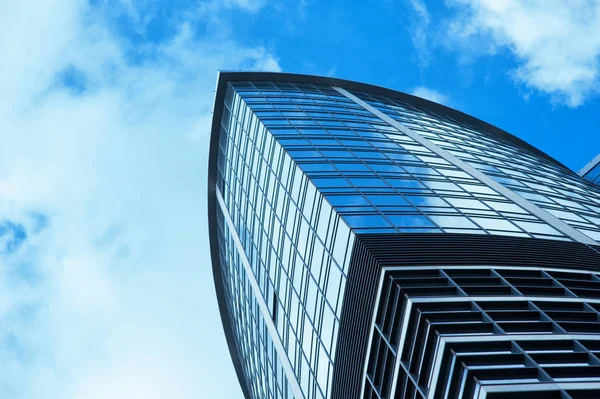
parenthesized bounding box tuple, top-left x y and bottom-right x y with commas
(404, 166, 439, 176)
(326, 195, 370, 207)
(351, 151, 387, 159)
(428, 215, 477, 229)
(369, 164, 406, 174)
(405, 195, 449, 207)
(365, 195, 410, 206)
(437, 169, 472, 179)
(342, 214, 391, 229)
(423, 181, 462, 191)
(515, 190, 554, 203)
(349, 178, 389, 188)
(288, 150, 323, 159)
(386, 214, 436, 228)
(546, 209, 588, 223)
(311, 178, 352, 188)
(387, 179, 426, 189)
(484, 200, 527, 214)
(419, 155, 451, 165)
(446, 198, 489, 210)
(471, 217, 521, 232)
(317, 200, 332, 240)
(320, 150, 355, 158)
(514, 221, 561, 236)
(334, 206, 376, 213)
(577, 228, 600, 241)
(385, 153, 419, 162)
(340, 139, 372, 148)
(299, 163, 336, 173)
(310, 139, 340, 147)
(459, 184, 498, 195)
(326, 264, 342, 310)
(333, 162, 370, 172)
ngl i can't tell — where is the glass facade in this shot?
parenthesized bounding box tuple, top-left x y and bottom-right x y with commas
(216, 84, 354, 399)
(208, 72, 600, 399)
(581, 154, 600, 186)
(353, 92, 600, 242)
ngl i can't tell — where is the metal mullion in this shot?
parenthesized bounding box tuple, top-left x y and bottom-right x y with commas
(216, 187, 305, 398)
(522, 299, 569, 335)
(541, 270, 579, 298)
(362, 270, 390, 397)
(395, 360, 428, 399)
(373, 323, 398, 357)
(296, 123, 429, 233)
(386, 283, 405, 349)
(573, 339, 600, 368)
(335, 86, 597, 245)
(438, 269, 469, 297)
(508, 341, 554, 383)
(388, 295, 414, 398)
(468, 299, 507, 336)
(228, 116, 337, 307)
(489, 268, 525, 297)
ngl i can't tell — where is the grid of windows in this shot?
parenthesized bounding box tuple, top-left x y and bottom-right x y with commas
(217, 84, 354, 399)
(232, 81, 571, 241)
(211, 73, 600, 399)
(367, 266, 600, 399)
(353, 91, 600, 243)
(217, 211, 292, 398)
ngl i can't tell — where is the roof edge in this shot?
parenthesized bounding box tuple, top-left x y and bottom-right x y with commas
(216, 71, 570, 170)
(579, 153, 600, 176)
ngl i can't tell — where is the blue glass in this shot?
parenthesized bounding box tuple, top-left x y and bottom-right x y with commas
(214, 79, 600, 399)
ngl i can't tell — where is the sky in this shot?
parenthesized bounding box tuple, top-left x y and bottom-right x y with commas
(0, 0, 599, 398)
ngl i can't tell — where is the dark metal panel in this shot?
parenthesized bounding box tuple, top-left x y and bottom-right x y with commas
(331, 238, 380, 399)
(331, 233, 600, 399)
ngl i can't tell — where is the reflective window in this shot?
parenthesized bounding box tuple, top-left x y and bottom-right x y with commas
(352, 89, 600, 243)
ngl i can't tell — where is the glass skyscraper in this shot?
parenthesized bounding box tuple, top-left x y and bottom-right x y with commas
(208, 72, 600, 399)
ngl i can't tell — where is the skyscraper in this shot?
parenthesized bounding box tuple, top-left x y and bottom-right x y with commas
(208, 72, 600, 399)
(580, 154, 600, 185)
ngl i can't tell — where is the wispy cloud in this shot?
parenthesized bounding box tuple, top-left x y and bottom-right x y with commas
(223, 0, 268, 13)
(0, 0, 279, 398)
(444, 0, 600, 107)
(407, 0, 432, 66)
(410, 86, 451, 105)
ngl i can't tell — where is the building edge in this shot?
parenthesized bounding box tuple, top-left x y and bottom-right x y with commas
(580, 153, 600, 177)
(208, 71, 253, 399)
(214, 71, 571, 170)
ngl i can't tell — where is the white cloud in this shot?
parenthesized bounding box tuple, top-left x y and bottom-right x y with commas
(445, 0, 600, 106)
(408, 0, 432, 66)
(224, 0, 267, 13)
(0, 0, 279, 398)
(410, 86, 451, 105)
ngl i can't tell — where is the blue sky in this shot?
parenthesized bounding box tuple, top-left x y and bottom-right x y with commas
(0, 0, 599, 398)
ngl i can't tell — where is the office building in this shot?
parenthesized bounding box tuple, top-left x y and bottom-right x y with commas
(208, 72, 600, 399)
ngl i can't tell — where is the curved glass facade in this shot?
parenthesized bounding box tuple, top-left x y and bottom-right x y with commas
(216, 84, 354, 399)
(353, 91, 600, 241)
(208, 72, 600, 399)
